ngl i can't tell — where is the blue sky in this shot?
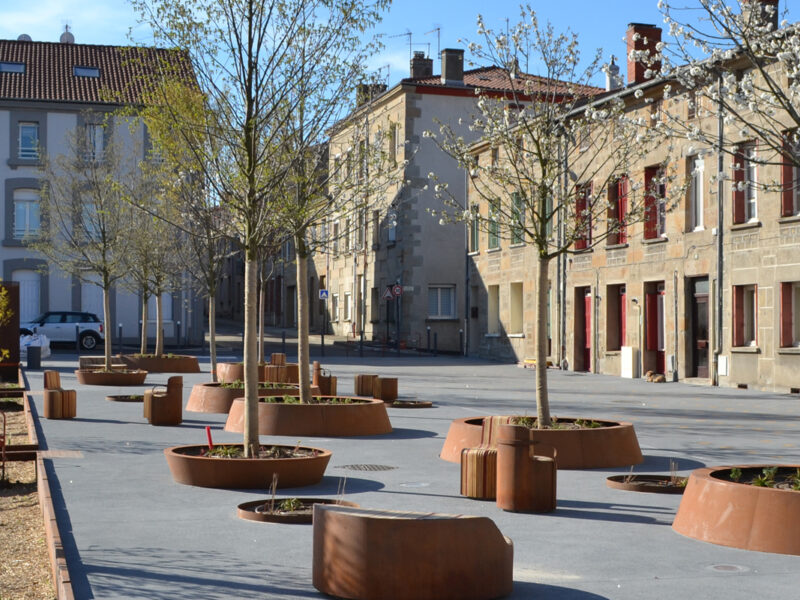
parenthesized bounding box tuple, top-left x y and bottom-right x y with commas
(1, 1, 798, 86)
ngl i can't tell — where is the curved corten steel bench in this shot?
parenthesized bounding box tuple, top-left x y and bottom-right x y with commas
(312, 505, 513, 600)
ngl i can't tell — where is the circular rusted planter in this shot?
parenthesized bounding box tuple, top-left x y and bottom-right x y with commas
(606, 474, 687, 494)
(224, 396, 392, 437)
(440, 416, 643, 469)
(185, 383, 305, 413)
(118, 354, 200, 373)
(164, 444, 332, 489)
(106, 394, 144, 403)
(673, 465, 800, 555)
(75, 369, 147, 386)
(237, 498, 359, 524)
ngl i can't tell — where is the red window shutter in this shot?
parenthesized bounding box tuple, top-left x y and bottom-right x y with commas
(782, 137, 795, 217)
(618, 177, 628, 244)
(732, 286, 744, 347)
(620, 288, 627, 346)
(575, 185, 587, 250)
(644, 168, 656, 239)
(781, 282, 793, 347)
(733, 147, 745, 224)
(645, 292, 659, 350)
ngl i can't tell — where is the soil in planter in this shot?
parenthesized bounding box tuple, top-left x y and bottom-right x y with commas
(219, 380, 297, 390)
(715, 466, 800, 491)
(106, 394, 144, 402)
(258, 396, 366, 405)
(237, 497, 358, 524)
(182, 445, 320, 459)
(510, 415, 606, 430)
(606, 474, 688, 494)
(389, 400, 433, 408)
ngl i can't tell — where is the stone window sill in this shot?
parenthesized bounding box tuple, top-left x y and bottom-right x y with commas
(731, 220, 761, 231)
(731, 346, 760, 354)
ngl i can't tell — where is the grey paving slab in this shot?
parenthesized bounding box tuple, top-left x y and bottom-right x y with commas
(26, 353, 800, 599)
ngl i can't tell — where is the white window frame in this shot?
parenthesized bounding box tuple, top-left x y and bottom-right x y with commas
(743, 142, 758, 222)
(331, 293, 339, 322)
(13, 188, 40, 239)
(509, 282, 523, 334)
(84, 123, 104, 162)
(656, 180, 667, 238)
(487, 285, 500, 334)
(793, 283, 800, 346)
(18, 122, 39, 160)
(744, 284, 757, 346)
(690, 155, 704, 230)
(427, 285, 456, 319)
(344, 291, 352, 321)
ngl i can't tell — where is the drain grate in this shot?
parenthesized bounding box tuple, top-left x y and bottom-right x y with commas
(337, 464, 397, 472)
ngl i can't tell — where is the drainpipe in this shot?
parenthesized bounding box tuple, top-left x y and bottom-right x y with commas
(673, 269, 679, 382)
(594, 272, 599, 373)
(713, 72, 725, 386)
(560, 137, 568, 369)
(464, 168, 470, 356)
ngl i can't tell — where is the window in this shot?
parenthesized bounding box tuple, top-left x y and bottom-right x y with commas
(319, 276, 326, 316)
(687, 90, 697, 120)
(331, 293, 339, 321)
(780, 282, 800, 347)
(733, 142, 757, 223)
(781, 133, 800, 217)
(344, 217, 352, 251)
(356, 209, 364, 249)
(428, 285, 456, 319)
(574, 183, 592, 249)
(84, 123, 105, 162)
(607, 176, 628, 245)
(644, 166, 666, 239)
(488, 199, 500, 249)
(372, 210, 380, 247)
(389, 123, 398, 164)
(490, 147, 499, 168)
(488, 285, 500, 334)
(606, 284, 626, 351)
(387, 209, 397, 243)
(688, 155, 704, 230)
(344, 291, 352, 321)
(733, 284, 757, 346)
(0, 62, 25, 74)
(332, 221, 340, 253)
(469, 205, 480, 252)
(509, 282, 523, 334)
(73, 66, 100, 78)
(370, 287, 380, 322)
(12, 189, 40, 239)
(18, 122, 39, 160)
(511, 192, 525, 245)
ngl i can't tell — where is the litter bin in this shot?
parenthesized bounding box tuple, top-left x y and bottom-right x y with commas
(27, 345, 41, 370)
(496, 424, 557, 513)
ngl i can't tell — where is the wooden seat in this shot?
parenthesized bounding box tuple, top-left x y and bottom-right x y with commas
(372, 377, 397, 402)
(313, 504, 513, 600)
(354, 374, 378, 396)
(43, 370, 76, 419)
(459, 416, 513, 500)
(143, 376, 182, 426)
(496, 424, 557, 513)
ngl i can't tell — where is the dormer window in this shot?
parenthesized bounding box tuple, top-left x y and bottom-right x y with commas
(0, 62, 25, 74)
(73, 66, 100, 78)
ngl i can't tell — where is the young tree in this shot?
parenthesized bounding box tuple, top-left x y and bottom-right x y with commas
(131, 0, 391, 455)
(428, 10, 679, 427)
(35, 113, 138, 371)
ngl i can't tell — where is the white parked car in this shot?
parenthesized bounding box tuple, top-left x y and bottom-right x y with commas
(20, 311, 104, 351)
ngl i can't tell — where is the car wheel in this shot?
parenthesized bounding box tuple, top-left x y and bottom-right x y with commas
(20, 328, 33, 336)
(80, 332, 99, 351)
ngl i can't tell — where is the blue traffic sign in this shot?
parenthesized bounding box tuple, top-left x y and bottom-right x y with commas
(319, 289, 329, 300)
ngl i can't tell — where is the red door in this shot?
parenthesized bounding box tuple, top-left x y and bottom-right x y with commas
(583, 289, 592, 372)
(646, 286, 666, 374)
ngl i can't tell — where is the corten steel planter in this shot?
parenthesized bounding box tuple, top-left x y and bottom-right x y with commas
(606, 474, 687, 494)
(118, 354, 200, 373)
(673, 465, 800, 555)
(312, 504, 514, 600)
(164, 444, 332, 489)
(237, 498, 359, 524)
(496, 424, 557, 513)
(224, 396, 392, 437)
(74, 369, 147, 386)
(185, 383, 315, 413)
(441, 416, 643, 469)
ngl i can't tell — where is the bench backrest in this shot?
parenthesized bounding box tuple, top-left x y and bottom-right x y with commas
(480, 416, 513, 448)
(43, 370, 62, 390)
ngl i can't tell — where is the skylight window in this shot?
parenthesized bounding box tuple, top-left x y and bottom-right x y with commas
(0, 62, 25, 74)
(73, 66, 100, 78)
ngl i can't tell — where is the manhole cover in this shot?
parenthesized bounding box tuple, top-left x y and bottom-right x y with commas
(337, 464, 397, 472)
(707, 564, 749, 573)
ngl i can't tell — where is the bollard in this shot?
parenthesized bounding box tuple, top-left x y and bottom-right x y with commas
(27, 344, 41, 370)
(426, 327, 431, 353)
(118, 323, 123, 354)
(176, 321, 181, 348)
(75, 324, 81, 353)
(282, 330, 286, 355)
(360, 330, 364, 358)
(433, 332, 438, 356)
(321, 327, 325, 357)
(459, 328, 464, 356)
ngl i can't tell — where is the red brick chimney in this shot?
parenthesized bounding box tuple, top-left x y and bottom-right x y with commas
(626, 23, 662, 85)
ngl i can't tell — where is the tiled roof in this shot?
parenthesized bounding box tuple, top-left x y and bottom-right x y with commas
(0, 39, 193, 105)
(404, 65, 603, 97)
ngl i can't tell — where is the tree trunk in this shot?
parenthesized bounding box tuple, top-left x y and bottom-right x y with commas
(258, 268, 265, 364)
(535, 253, 551, 428)
(243, 257, 259, 457)
(295, 238, 311, 404)
(103, 287, 112, 371)
(140, 294, 148, 355)
(155, 293, 164, 357)
(209, 296, 218, 383)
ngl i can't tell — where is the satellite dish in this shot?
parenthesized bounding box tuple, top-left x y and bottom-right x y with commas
(17, 34, 32, 42)
(60, 25, 74, 44)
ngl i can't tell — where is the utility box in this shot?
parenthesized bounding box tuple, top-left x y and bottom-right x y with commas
(621, 346, 639, 379)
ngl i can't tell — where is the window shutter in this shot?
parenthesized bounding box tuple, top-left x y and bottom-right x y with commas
(781, 282, 793, 347)
(733, 146, 745, 224)
(732, 286, 744, 347)
(618, 177, 628, 244)
(644, 168, 657, 239)
(645, 292, 659, 351)
(575, 185, 587, 250)
(782, 137, 795, 217)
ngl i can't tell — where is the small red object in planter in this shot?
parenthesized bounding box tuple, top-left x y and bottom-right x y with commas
(206, 426, 214, 451)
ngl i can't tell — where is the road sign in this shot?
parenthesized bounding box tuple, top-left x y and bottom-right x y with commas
(382, 286, 394, 301)
(319, 289, 329, 300)
(392, 284, 403, 297)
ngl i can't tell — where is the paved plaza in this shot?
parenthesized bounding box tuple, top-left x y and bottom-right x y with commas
(26, 349, 800, 599)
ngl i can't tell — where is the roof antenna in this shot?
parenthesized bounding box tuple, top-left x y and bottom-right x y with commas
(389, 31, 413, 60)
(424, 27, 441, 56)
(60, 23, 75, 44)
